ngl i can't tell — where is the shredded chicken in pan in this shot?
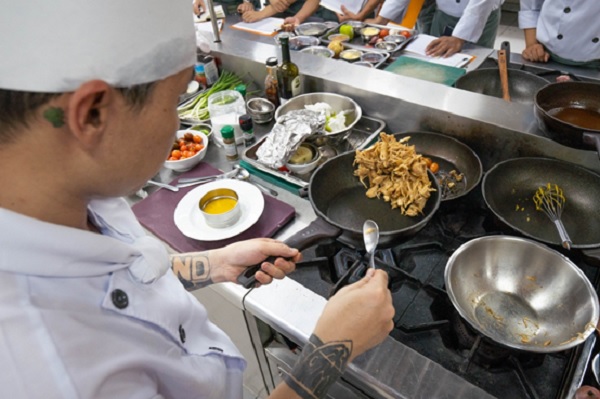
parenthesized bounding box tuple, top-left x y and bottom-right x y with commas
(354, 133, 435, 216)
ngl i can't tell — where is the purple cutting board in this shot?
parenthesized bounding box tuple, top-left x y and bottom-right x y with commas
(132, 162, 296, 252)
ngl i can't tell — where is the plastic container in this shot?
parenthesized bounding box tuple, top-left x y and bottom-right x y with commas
(208, 90, 246, 145)
(203, 55, 219, 86)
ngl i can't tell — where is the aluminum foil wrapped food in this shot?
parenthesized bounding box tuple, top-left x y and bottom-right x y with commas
(256, 109, 325, 169)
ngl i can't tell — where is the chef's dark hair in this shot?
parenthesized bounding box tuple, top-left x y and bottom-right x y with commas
(0, 82, 156, 143)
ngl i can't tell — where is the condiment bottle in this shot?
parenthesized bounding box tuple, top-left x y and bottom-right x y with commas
(194, 64, 207, 88)
(277, 36, 300, 104)
(221, 125, 238, 161)
(234, 84, 247, 101)
(203, 55, 219, 86)
(239, 114, 255, 147)
(264, 57, 280, 107)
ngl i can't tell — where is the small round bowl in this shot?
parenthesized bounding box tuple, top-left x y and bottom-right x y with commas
(300, 46, 335, 58)
(246, 98, 275, 124)
(375, 41, 398, 52)
(360, 27, 380, 43)
(199, 188, 241, 228)
(384, 34, 407, 45)
(361, 52, 385, 64)
(188, 122, 213, 139)
(328, 33, 350, 43)
(340, 49, 362, 62)
(164, 129, 209, 172)
(274, 31, 295, 45)
(346, 20, 365, 35)
(285, 143, 321, 174)
(289, 35, 320, 51)
(295, 22, 328, 37)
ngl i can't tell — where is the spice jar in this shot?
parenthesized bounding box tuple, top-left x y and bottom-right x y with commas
(221, 125, 238, 161)
(239, 114, 255, 147)
(264, 57, 280, 107)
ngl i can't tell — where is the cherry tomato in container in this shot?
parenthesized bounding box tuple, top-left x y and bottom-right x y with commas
(379, 29, 390, 39)
(400, 30, 412, 38)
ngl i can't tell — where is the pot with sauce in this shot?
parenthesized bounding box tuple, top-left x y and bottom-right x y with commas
(534, 81, 600, 158)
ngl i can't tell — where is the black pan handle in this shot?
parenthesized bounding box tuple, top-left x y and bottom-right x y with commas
(501, 41, 511, 66)
(582, 132, 600, 159)
(236, 218, 343, 288)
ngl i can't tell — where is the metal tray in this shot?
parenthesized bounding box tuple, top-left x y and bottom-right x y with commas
(241, 115, 386, 189)
(339, 46, 390, 69)
(321, 23, 417, 54)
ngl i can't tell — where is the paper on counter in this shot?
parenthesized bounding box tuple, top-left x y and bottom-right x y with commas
(320, 0, 364, 15)
(404, 34, 474, 68)
(230, 17, 284, 36)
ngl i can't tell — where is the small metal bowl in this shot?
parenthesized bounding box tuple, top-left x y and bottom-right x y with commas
(340, 49, 362, 62)
(246, 98, 275, 124)
(328, 33, 350, 43)
(375, 41, 398, 52)
(384, 34, 407, 45)
(360, 27, 380, 43)
(295, 22, 328, 37)
(361, 52, 385, 64)
(289, 35, 319, 51)
(199, 188, 241, 228)
(285, 143, 321, 174)
(346, 20, 365, 35)
(300, 46, 334, 58)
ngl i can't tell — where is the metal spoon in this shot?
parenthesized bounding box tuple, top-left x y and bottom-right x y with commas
(233, 167, 279, 197)
(146, 180, 179, 192)
(363, 220, 379, 269)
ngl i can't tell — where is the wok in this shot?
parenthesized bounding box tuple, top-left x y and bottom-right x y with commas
(454, 68, 549, 105)
(445, 235, 599, 353)
(393, 132, 482, 201)
(482, 157, 600, 249)
(534, 81, 600, 156)
(238, 151, 441, 288)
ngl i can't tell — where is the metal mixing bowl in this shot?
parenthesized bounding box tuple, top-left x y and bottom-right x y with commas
(246, 98, 275, 124)
(274, 92, 362, 138)
(445, 235, 599, 353)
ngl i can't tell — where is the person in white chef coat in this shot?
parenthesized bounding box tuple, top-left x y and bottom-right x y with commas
(519, 0, 600, 68)
(367, 0, 505, 57)
(0, 1, 395, 399)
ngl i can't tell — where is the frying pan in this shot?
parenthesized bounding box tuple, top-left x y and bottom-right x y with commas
(534, 81, 600, 157)
(454, 42, 549, 105)
(482, 157, 600, 249)
(393, 132, 483, 201)
(445, 235, 599, 353)
(237, 151, 441, 288)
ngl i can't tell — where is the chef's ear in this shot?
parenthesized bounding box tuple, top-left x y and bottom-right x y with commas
(66, 80, 112, 149)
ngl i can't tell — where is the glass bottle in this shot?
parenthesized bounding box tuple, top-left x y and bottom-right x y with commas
(264, 57, 280, 107)
(194, 64, 207, 88)
(239, 114, 255, 147)
(277, 36, 300, 104)
(221, 125, 238, 161)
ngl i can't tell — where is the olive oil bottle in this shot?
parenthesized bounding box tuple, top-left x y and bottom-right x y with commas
(277, 36, 300, 104)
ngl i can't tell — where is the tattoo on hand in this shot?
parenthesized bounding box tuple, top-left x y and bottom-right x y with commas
(283, 334, 352, 399)
(171, 253, 212, 290)
(43, 107, 65, 128)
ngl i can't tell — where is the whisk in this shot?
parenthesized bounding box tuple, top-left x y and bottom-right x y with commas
(533, 183, 572, 250)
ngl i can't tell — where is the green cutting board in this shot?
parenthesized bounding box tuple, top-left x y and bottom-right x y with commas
(385, 56, 467, 86)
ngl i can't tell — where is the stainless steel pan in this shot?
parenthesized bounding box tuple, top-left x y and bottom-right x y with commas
(445, 235, 599, 353)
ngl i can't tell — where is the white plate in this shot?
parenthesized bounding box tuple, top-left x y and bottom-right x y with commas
(173, 179, 264, 241)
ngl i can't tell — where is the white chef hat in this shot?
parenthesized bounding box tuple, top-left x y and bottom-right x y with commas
(0, 0, 196, 93)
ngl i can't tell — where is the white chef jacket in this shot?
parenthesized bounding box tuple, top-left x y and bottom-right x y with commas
(379, 0, 504, 43)
(0, 198, 246, 399)
(519, 0, 600, 63)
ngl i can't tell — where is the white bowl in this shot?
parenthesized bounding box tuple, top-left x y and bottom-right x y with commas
(285, 143, 321, 174)
(164, 129, 209, 172)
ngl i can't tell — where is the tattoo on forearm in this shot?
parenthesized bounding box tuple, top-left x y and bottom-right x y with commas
(283, 334, 352, 399)
(43, 107, 65, 128)
(171, 253, 212, 290)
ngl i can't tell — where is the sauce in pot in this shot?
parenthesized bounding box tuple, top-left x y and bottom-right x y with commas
(549, 107, 600, 130)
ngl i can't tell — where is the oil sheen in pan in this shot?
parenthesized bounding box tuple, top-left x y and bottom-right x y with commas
(548, 107, 600, 130)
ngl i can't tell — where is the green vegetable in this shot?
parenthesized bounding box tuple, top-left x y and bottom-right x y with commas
(178, 70, 246, 121)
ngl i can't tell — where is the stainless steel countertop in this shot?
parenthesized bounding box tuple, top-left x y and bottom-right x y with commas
(175, 22, 600, 398)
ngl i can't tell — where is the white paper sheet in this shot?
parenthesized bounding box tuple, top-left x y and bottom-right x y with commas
(231, 17, 284, 36)
(404, 34, 474, 68)
(319, 0, 364, 15)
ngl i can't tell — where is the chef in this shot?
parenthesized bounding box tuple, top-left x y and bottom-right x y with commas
(519, 0, 600, 67)
(366, 0, 504, 57)
(0, 1, 394, 398)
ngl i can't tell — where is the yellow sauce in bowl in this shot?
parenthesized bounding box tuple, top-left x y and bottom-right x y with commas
(203, 197, 238, 214)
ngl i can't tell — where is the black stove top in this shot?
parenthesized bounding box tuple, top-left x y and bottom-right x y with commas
(289, 187, 600, 399)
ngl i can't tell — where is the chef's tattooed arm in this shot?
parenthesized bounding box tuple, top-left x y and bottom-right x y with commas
(171, 253, 212, 291)
(281, 334, 352, 399)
